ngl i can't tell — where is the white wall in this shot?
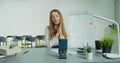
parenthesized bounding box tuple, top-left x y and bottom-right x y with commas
(0, 0, 59, 36)
(58, 0, 115, 40)
(0, 0, 115, 39)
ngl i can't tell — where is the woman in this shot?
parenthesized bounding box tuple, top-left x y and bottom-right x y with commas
(45, 9, 67, 48)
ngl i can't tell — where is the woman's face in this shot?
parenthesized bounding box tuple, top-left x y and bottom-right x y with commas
(51, 12, 60, 25)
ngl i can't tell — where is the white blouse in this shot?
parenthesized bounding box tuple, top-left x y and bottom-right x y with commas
(45, 26, 64, 48)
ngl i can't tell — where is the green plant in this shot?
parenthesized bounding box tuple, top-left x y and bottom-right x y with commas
(86, 43, 92, 53)
(100, 37, 114, 48)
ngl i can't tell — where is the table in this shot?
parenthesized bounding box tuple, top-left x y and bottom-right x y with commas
(0, 48, 120, 63)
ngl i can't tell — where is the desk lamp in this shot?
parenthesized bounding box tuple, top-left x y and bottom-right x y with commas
(91, 13, 120, 59)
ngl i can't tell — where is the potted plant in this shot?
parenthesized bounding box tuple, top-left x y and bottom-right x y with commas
(100, 37, 114, 53)
(86, 43, 93, 60)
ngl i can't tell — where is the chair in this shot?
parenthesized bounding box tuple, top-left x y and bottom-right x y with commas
(25, 36, 36, 48)
(15, 36, 23, 46)
(36, 35, 45, 40)
(0, 36, 6, 47)
(35, 35, 45, 47)
(21, 35, 32, 48)
(6, 36, 16, 46)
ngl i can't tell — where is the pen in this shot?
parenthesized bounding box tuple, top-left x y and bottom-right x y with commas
(23, 51, 29, 54)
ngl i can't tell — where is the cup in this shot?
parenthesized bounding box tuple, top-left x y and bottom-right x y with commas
(58, 39, 67, 59)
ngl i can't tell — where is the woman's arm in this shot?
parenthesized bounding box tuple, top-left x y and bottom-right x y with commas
(45, 26, 58, 48)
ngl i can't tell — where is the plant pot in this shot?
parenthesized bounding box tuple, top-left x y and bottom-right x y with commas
(102, 46, 112, 53)
(86, 53, 93, 60)
(95, 40, 101, 50)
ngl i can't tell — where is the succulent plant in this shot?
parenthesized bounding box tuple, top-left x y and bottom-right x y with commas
(86, 43, 92, 53)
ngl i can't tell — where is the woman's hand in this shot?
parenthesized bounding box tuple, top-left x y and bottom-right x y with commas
(55, 25, 62, 38)
(59, 25, 63, 38)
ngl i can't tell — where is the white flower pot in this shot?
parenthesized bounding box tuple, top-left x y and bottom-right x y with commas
(86, 53, 93, 60)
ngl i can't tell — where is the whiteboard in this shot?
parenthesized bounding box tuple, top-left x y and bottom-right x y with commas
(68, 14, 95, 48)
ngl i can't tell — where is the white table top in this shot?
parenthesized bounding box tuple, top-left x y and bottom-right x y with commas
(0, 48, 120, 63)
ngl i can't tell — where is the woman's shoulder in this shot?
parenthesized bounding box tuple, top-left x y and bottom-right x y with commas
(45, 26, 50, 31)
(46, 26, 49, 29)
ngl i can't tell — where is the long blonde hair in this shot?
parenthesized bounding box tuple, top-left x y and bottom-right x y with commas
(49, 9, 67, 40)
